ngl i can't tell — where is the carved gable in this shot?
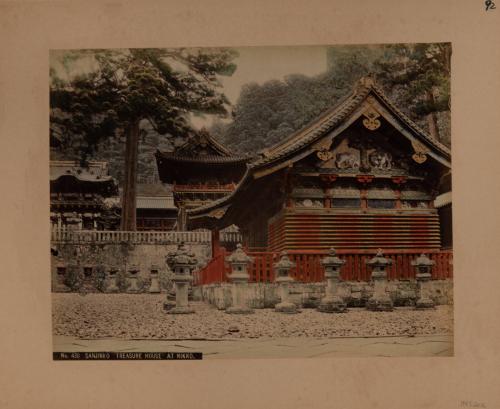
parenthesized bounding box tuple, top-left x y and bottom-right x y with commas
(310, 117, 423, 177)
(174, 129, 232, 158)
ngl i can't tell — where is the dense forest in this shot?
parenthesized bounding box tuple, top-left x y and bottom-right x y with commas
(51, 44, 451, 186)
(211, 43, 451, 154)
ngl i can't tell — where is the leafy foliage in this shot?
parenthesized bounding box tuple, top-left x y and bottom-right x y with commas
(50, 48, 238, 162)
(51, 45, 451, 184)
(213, 43, 451, 153)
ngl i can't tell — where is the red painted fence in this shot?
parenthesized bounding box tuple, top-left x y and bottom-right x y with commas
(193, 249, 453, 286)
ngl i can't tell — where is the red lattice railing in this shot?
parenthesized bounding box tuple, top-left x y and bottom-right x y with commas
(193, 249, 453, 286)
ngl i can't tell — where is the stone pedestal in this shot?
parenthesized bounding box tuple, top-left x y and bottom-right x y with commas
(366, 249, 393, 311)
(317, 248, 347, 313)
(164, 243, 197, 314)
(105, 267, 119, 293)
(226, 244, 254, 314)
(149, 264, 161, 293)
(412, 253, 436, 309)
(126, 265, 141, 293)
(168, 275, 193, 314)
(274, 252, 299, 314)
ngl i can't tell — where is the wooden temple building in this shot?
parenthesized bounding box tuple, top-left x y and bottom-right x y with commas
(155, 129, 250, 230)
(187, 77, 453, 283)
(50, 160, 119, 230)
(50, 161, 179, 231)
(135, 184, 178, 231)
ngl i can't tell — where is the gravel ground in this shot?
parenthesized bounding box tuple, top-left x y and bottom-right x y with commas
(52, 293, 453, 340)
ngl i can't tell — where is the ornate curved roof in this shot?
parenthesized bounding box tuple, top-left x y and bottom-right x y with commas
(50, 161, 118, 197)
(188, 77, 452, 225)
(155, 130, 251, 185)
(50, 160, 115, 183)
(251, 77, 450, 169)
(155, 151, 250, 165)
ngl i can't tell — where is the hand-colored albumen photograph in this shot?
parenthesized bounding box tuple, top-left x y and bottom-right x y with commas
(50, 44, 452, 358)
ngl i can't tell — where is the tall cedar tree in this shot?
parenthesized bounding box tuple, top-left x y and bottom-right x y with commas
(50, 48, 237, 230)
(374, 43, 451, 141)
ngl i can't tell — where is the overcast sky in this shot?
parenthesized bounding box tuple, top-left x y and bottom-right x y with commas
(50, 46, 328, 128)
(194, 46, 327, 127)
(219, 46, 327, 103)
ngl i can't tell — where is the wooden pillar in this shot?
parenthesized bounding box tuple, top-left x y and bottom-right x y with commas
(392, 177, 407, 210)
(211, 228, 220, 257)
(177, 206, 187, 231)
(357, 175, 373, 210)
(240, 227, 249, 249)
(320, 174, 337, 209)
(360, 189, 368, 210)
(395, 190, 402, 209)
(323, 186, 332, 208)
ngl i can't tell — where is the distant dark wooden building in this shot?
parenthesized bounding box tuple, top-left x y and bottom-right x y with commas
(50, 161, 119, 230)
(188, 77, 452, 253)
(155, 129, 250, 230)
(135, 184, 178, 231)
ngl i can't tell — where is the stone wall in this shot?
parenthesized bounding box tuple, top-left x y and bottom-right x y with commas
(51, 241, 211, 293)
(198, 279, 453, 309)
(51, 241, 453, 306)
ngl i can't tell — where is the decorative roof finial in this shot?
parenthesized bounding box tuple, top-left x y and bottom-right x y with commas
(358, 74, 375, 88)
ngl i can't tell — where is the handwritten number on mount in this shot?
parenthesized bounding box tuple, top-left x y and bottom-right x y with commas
(485, 0, 496, 11)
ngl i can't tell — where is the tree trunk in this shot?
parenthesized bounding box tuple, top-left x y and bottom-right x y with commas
(120, 120, 140, 231)
(425, 90, 441, 142)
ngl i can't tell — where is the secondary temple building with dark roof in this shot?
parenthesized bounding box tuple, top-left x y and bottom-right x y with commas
(50, 160, 119, 230)
(135, 183, 178, 231)
(155, 129, 250, 230)
(50, 161, 178, 231)
(187, 77, 452, 253)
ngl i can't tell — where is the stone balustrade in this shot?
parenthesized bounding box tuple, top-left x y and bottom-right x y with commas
(51, 226, 242, 245)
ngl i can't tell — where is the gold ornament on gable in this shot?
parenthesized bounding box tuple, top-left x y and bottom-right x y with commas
(314, 138, 334, 161)
(362, 106, 381, 131)
(410, 139, 430, 164)
(317, 150, 334, 161)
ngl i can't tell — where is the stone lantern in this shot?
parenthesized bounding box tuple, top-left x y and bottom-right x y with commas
(366, 249, 393, 311)
(226, 244, 254, 314)
(412, 253, 435, 309)
(106, 266, 120, 293)
(164, 242, 197, 314)
(127, 264, 141, 293)
(274, 251, 299, 314)
(149, 264, 161, 293)
(317, 248, 347, 313)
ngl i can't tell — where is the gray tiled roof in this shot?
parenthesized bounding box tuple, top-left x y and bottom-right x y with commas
(50, 160, 114, 183)
(136, 196, 176, 210)
(156, 151, 251, 164)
